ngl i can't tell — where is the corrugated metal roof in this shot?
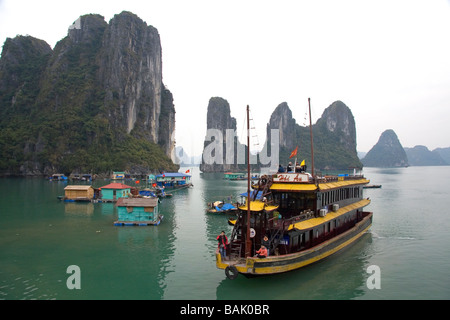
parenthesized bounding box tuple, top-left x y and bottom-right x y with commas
(116, 198, 158, 207)
(64, 185, 93, 190)
(156, 172, 191, 178)
(100, 183, 133, 189)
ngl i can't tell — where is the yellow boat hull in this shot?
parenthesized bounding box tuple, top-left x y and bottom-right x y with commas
(216, 212, 372, 278)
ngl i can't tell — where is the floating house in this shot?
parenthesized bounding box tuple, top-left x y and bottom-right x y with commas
(156, 172, 192, 189)
(99, 183, 133, 201)
(114, 198, 162, 226)
(49, 173, 68, 181)
(70, 173, 93, 181)
(112, 171, 125, 180)
(62, 185, 94, 202)
(224, 172, 246, 180)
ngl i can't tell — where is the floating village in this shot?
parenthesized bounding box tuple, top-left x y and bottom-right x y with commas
(51, 103, 375, 280)
(55, 171, 193, 226)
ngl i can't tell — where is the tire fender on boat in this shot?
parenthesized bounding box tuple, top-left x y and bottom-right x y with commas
(225, 265, 239, 280)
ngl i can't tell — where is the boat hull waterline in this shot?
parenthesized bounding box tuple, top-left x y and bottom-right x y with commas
(216, 212, 372, 277)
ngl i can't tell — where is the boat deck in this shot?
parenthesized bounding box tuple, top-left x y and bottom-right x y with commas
(114, 216, 163, 226)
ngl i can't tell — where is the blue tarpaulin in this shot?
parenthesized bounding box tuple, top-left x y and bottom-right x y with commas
(240, 190, 263, 200)
(221, 203, 236, 211)
(215, 203, 236, 211)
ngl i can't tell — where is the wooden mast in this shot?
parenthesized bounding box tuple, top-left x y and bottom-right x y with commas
(245, 105, 252, 257)
(308, 98, 315, 178)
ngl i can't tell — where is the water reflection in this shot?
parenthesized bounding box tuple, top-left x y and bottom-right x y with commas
(215, 232, 373, 300)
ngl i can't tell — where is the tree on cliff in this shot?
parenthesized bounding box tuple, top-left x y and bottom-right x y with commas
(0, 12, 177, 176)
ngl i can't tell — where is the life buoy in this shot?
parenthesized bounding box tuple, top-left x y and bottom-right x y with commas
(225, 265, 239, 280)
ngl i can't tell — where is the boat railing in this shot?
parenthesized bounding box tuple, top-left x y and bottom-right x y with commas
(268, 208, 315, 230)
(315, 174, 365, 183)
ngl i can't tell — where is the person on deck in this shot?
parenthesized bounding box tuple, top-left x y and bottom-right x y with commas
(255, 245, 268, 258)
(217, 231, 228, 260)
(262, 235, 270, 256)
(287, 162, 293, 172)
(278, 164, 285, 173)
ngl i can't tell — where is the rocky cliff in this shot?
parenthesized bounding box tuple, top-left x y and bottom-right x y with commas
(263, 100, 361, 171)
(361, 129, 409, 167)
(200, 97, 247, 172)
(0, 12, 177, 176)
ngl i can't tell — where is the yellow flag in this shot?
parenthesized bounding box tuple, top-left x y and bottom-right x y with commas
(300, 159, 305, 166)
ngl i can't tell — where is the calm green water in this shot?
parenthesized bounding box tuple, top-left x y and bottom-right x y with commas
(1, 166, 449, 300)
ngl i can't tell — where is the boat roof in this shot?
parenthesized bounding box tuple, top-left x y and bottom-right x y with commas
(238, 200, 279, 212)
(156, 172, 191, 178)
(318, 178, 370, 191)
(116, 197, 158, 207)
(287, 198, 371, 231)
(270, 178, 370, 192)
(271, 183, 317, 192)
(240, 190, 263, 199)
(100, 183, 133, 189)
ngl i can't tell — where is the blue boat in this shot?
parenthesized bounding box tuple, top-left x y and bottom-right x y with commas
(49, 174, 68, 181)
(206, 201, 239, 214)
(155, 172, 193, 189)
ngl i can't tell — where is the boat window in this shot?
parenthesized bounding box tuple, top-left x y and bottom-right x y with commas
(292, 235, 299, 247)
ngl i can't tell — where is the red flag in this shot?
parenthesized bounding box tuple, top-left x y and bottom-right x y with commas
(185, 169, 190, 173)
(289, 146, 298, 159)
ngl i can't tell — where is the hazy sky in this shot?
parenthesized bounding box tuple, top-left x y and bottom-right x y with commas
(1, 0, 450, 157)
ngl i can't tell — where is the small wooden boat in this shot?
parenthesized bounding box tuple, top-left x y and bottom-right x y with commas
(206, 201, 239, 214)
(363, 184, 382, 189)
(49, 174, 68, 181)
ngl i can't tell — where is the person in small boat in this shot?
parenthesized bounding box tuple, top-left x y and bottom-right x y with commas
(255, 245, 268, 258)
(217, 231, 229, 260)
(277, 164, 285, 173)
(295, 162, 301, 173)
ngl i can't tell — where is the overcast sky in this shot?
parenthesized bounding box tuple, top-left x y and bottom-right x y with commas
(1, 0, 450, 157)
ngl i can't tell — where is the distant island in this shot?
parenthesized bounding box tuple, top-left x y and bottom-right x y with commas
(361, 129, 449, 167)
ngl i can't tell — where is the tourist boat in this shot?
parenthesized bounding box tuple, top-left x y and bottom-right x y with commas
(224, 172, 246, 180)
(49, 173, 68, 181)
(216, 101, 373, 279)
(155, 172, 193, 189)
